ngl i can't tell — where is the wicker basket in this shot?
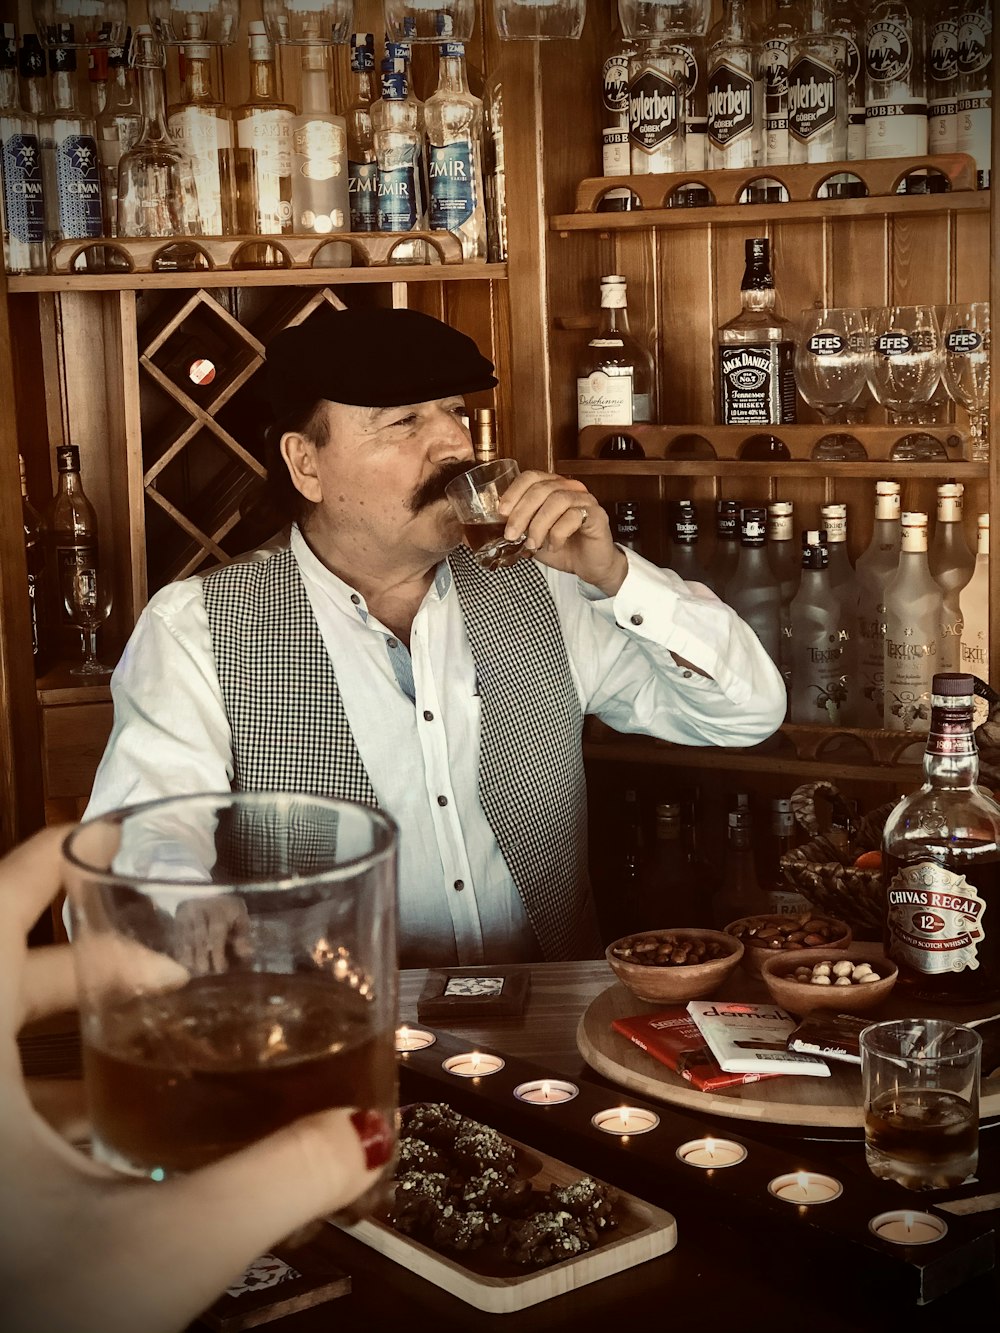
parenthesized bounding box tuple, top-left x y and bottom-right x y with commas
(780, 838, 884, 938)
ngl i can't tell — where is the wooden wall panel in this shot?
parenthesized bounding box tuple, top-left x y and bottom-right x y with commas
(40, 703, 114, 801)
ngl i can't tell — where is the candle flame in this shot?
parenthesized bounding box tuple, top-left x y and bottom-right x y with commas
(471, 1051, 481, 1073)
(620, 1107, 630, 1129)
(904, 1211, 915, 1231)
(399, 1025, 409, 1039)
(796, 1172, 810, 1192)
(704, 1137, 716, 1159)
(541, 1080, 551, 1099)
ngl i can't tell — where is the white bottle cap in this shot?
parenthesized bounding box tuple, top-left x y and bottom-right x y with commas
(768, 500, 793, 516)
(901, 511, 928, 527)
(875, 480, 901, 495)
(978, 512, 990, 529)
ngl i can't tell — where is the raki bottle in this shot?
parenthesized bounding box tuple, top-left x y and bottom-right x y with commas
(789, 528, 851, 725)
(372, 56, 427, 263)
(425, 33, 486, 260)
(852, 480, 901, 727)
(666, 500, 711, 585)
(956, 0, 993, 189)
(959, 513, 989, 707)
(705, 497, 741, 596)
(39, 27, 104, 251)
(0, 24, 46, 273)
(929, 481, 976, 673)
(706, 0, 762, 169)
(864, 0, 928, 159)
(882, 671, 1000, 1003)
(725, 505, 782, 670)
(882, 512, 943, 734)
(788, 0, 848, 164)
(927, 1, 962, 154)
(345, 34, 378, 234)
(628, 40, 687, 176)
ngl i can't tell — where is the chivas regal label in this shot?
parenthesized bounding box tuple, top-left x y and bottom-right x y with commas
(1, 133, 44, 243)
(789, 56, 838, 141)
(707, 61, 755, 148)
(628, 67, 681, 153)
(886, 862, 986, 977)
(865, 19, 913, 83)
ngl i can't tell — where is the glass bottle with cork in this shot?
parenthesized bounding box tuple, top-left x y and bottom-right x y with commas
(45, 444, 99, 659)
(0, 22, 47, 274)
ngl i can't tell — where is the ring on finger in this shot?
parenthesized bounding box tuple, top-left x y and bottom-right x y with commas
(578, 506, 589, 526)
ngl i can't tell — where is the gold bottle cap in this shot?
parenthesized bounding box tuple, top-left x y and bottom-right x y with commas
(472, 407, 497, 463)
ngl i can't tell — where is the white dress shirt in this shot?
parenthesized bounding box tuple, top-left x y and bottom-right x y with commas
(84, 527, 786, 964)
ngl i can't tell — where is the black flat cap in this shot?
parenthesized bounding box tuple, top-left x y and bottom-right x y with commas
(265, 307, 498, 417)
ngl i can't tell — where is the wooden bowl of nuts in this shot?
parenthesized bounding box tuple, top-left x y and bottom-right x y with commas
(723, 912, 852, 979)
(760, 948, 899, 1017)
(606, 929, 744, 1005)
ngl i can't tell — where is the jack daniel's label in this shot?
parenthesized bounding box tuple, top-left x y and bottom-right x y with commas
(886, 863, 986, 978)
(789, 56, 838, 141)
(707, 62, 755, 149)
(718, 344, 796, 425)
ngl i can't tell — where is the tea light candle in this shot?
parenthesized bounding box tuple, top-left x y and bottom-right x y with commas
(513, 1079, 579, 1105)
(591, 1106, 660, 1136)
(395, 1025, 436, 1053)
(768, 1171, 843, 1205)
(676, 1137, 747, 1169)
(870, 1210, 948, 1246)
(442, 1051, 505, 1078)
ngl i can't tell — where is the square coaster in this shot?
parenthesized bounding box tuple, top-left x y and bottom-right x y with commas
(417, 967, 531, 1022)
(199, 1239, 350, 1330)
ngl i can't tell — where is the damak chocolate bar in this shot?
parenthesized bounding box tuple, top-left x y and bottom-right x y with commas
(612, 1008, 785, 1090)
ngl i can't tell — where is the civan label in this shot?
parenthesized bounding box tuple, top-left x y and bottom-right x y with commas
(629, 68, 681, 151)
(789, 56, 838, 140)
(54, 134, 103, 237)
(348, 161, 378, 230)
(865, 20, 913, 83)
(1, 133, 44, 244)
(707, 62, 755, 148)
(887, 862, 986, 976)
(429, 141, 476, 229)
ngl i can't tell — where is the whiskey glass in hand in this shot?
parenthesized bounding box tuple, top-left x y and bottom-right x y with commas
(445, 458, 530, 570)
(942, 301, 990, 463)
(794, 306, 869, 460)
(62, 563, 113, 677)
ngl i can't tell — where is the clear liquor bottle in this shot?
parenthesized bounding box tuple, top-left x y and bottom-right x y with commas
(706, 0, 762, 169)
(711, 806, 771, 928)
(576, 274, 656, 431)
(234, 22, 294, 242)
(853, 480, 901, 727)
(768, 499, 799, 692)
(819, 501, 854, 598)
(929, 481, 976, 673)
(789, 528, 852, 725)
(628, 40, 687, 176)
(789, 0, 848, 164)
(927, 1, 961, 154)
(665, 32, 710, 203)
(372, 56, 427, 264)
(864, 0, 928, 160)
(717, 237, 797, 426)
(345, 33, 378, 234)
(483, 67, 506, 259)
(882, 671, 1000, 1003)
(666, 499, 711, 585)
(19, 453, 49, 674)
(883, 511, 943, 734)
(599, 22, 632, 211)
(828, 0, 866, 160)
(168, 41, 236, 236)
(706, 497, 741, 595)
(290, 42, 349, 262)
(1, 25, 47, 274)
(87, 34, 109, 118)
(762, 0, 796, 168)
(956, 1, 992, 188)
(959, 512, 989, 689)
(96, 35, 141, 237)
(725, 505, 783, 670)
(38, 29, 105, 252)
(425, 37, 486, 260)
(45, 443, 99, 653)
(383, 38, 428, 206)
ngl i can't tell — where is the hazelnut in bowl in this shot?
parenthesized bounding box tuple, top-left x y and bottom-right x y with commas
(606, 929, 744, 1004)
(724, 912, 852, 979)
(760, 948, 898, 1017)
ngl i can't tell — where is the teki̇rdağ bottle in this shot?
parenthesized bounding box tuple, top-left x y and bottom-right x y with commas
(599, 21, 632, 211)
(425, 32, 487, 261)
(168, 39, 236, 237)
(828, 0, 866, 163)
(724, 506, 783, 672)
(705, 498, 741, 595)
(819, 501, 854, 600)
(706, 0, 762, 169)
(628, 40, 687, 176)
(789, 528, 851, 726)
(290, 41, 349, 263)
(711, 805, 771, 928)
(666, 500, 711, 585)
(20, 453, 49, 674)
(373, 56, 427, 264)
(928, 481, 976, 673)
(612, 500, 642, 554)
(761, 0, 796, 169)
(788, 0, 848, 165)
(959, 513, 989, 717)
(39, 28, 105, 258)
(45, 443, 99, 656)
(345, 33, 378, 234)
(852, 480, 901, 727)
(882, 671, 1000, 1003)
(864, 0, 928, 161)
(768, 499, 800, 692)
(96, 33, 141, 237)
(0, 24, 47, 274)
(956, 0, 992, 189)
(577, 274, 656, 433)
(234, 22, 294, 253)
(882, 511, 942, 734)
(717, 237, 797, 426)
(927, 1, 962, 154)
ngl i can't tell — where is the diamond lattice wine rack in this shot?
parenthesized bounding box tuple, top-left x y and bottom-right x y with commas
(138, 286, 345, 587)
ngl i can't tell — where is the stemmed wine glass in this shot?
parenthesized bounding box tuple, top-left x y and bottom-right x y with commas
(62, 564, 113, 677)
(866, 304, 946, 461)
(794, 306, 869, 460)
(941, 301, 990, 463)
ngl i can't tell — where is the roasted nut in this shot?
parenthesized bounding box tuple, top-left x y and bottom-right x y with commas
(797, 958, 881, 987)
(612, 932, 730, 967)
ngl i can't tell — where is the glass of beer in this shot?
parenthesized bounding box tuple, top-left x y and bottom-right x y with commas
(860, 1019, 981, 1191)
(63, 792, 398, 1199)
(445, 457, 530, 571)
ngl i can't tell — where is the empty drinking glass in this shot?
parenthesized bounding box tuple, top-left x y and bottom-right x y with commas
(62, 562, 113, 676)
(794, 306, 869, 460)
(867, 305, 947, 461)
(942, 301, 990, 463)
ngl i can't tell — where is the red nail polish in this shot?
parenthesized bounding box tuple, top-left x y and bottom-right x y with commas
(350, 1109, 394, 1171)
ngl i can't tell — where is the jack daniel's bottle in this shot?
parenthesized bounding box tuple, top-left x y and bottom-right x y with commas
(882, 672, 1000, 1003)
(717, 238, 796, 426)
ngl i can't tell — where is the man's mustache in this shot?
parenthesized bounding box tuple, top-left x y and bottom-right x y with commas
(410, 460, 478, 513)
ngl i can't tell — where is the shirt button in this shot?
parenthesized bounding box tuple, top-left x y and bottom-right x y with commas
(437, 795, 448, 807)
(630, 613, 644, 626)
(453, 879, 465, 892)
(387, 637, 398, 649)
(350, 593, 361, 605)
(423, 710, 434, 722)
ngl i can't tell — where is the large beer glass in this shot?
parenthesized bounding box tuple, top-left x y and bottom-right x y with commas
(793, 305, 869, 460)
(941, 301, 990, 463)
(63, 792, 398, 1198)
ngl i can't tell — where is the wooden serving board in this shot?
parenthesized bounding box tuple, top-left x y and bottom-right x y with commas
(577, 976, 1000, 1131)
(331, 1136, 677, 1313)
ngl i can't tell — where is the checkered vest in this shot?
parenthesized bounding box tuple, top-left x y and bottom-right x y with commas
(202, 545, 594, 961)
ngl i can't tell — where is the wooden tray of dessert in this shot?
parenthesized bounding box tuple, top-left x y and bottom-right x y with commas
(332, 1104, 677, 1313)
(577, 953, 1000, 1131)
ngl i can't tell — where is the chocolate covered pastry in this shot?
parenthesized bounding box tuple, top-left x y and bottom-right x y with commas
(503, 1210, 592, 1266)
(399, 1102, 464, 1146)
(397, 1135, 449, 1175)
(545, 1177, 619, 1240)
